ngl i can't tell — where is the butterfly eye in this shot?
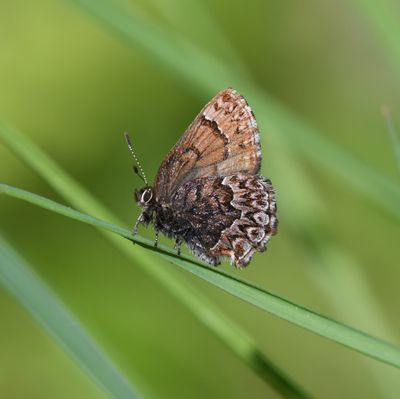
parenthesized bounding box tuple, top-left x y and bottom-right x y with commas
(141, 188, 153, 204)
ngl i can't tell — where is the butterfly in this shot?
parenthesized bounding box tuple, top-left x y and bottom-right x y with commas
(126, 88, 277, 268)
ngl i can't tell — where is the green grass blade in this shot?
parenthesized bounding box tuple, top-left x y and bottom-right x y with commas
(0, 124, 311, 398)
(66, 0, 400, 221)
(308, 248, 400, 398)
(2, 183, 400, 371)
(0, 235, 141, 399)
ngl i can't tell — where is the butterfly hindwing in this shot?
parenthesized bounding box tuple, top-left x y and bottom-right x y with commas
(167, 174, 277, 267)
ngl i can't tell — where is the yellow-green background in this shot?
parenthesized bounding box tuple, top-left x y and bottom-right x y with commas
(1, 0, 400, 398)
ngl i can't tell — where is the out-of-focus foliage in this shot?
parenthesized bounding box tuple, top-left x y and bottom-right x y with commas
(0, 0, 399, 398)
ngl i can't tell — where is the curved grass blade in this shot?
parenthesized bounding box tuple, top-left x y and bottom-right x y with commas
(2, 183, 400, 371)
(0, 235, 141, 399)
(0, 122, 311, 398)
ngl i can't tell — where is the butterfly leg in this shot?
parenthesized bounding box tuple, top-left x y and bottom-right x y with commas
(133, 212, 145, 235)
(154, 229, 159, 247)
(174, 239, 182, 256)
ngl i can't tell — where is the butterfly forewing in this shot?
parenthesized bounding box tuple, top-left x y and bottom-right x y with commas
(154, 88, 261, 201)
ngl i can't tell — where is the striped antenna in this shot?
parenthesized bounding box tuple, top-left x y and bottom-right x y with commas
(124, 132, 148, 186)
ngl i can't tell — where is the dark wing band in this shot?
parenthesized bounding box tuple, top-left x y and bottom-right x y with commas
(154, 88, 262, 202)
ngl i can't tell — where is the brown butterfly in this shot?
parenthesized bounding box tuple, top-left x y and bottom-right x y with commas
(126, 88, 277, 268)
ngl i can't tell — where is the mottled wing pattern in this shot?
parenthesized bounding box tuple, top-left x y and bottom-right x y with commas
(171, 174, 277, 268)
(154, 88, 261, 201)
(171, 176, 239, 259)
(209, 174, 277, 267)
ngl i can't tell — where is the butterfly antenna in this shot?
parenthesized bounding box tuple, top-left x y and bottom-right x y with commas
(124, 132, 148, 186)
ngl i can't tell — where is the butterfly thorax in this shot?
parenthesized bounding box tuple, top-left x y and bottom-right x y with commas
(135, 185, 193, 235)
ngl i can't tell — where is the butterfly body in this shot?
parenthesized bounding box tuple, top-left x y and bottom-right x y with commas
(133, 88, 277, 268)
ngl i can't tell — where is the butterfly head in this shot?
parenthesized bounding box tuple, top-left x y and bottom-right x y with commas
(125, 132, 154, 208)
(135, 187, 155, 207)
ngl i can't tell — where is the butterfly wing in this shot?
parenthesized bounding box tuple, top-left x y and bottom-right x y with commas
(154, 88, 262, 202)
(170, 174, 277, 268)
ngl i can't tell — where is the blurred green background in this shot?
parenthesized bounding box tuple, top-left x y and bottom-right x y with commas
(1, 0, 400, 398)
